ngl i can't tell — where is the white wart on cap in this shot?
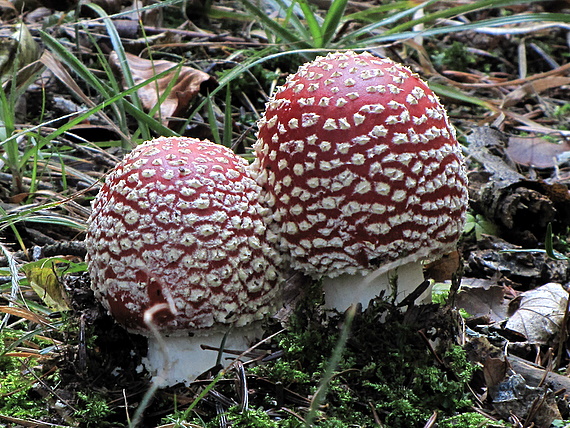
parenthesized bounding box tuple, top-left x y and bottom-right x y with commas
(251, 51, 468, 307)
(85, 136, 281, 384)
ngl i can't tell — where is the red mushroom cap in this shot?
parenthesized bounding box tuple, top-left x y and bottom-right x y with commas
(85, 137, 281, 333)
(251, 51, 468, 278)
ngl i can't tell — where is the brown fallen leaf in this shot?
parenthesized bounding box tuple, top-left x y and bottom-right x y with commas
(110, 51, 216, 124)
(0, 0, 16, 12)
(0, 306, 51, 325)
(424, 250, 461, 282)
(502, 76, 570, 108)
(483, 355, 508, 389)
(506, 134, 570, 169)
(505, 282, 568, 345)
(455, 280, 509, 323)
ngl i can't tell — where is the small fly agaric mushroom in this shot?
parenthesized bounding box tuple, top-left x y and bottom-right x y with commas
(85, 136, 282, 386)
(251, 51, 468, 310)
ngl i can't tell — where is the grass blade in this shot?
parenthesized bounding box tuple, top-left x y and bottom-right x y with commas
(305, 304, 356, 426)
(265, 0, 314, 41)
(83, 3, 151, 141)
(428, 82, 498, 111)
(344, 1, 414, 22)
(384, 0, 538, 37)
(240, 0, 310, 49)
(223, 83, 233, 148)
(350, 11, 570, 46)
(320, 0, 349, 46)
(0, 88, 17, 168)
(338, 0, 437, 45)
(1, 59, 179, 163)
(296, 0, 324, 47)
(40, 31, 111, 98)
(206, 92, 221, 146)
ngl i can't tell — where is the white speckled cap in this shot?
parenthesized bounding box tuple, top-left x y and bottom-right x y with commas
(251, 51, 468, 278)
(85, 137, 282, 334)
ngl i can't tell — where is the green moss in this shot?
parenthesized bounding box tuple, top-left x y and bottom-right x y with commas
(432, 41, 477, 70)
(0, 328, 59, 420)
(257, 300, 475, 427)
(250, 359, 312, 384)
(187, 406, 362, 428)
(0, 355, 49, 420)
(439, 411, 500, 427)
(220, 407, 298, 427)
(182, 406, 303, 428)
(74, 391, 114, 426)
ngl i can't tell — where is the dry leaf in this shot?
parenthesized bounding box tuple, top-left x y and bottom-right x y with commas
(123, 0, 162, 27)
(505, 282, 568, 344)
(483, 355, 508, 389)
(0, 0, 16, 11)
(424, 251, 461, 281)
(503, 76, 570, 107)
(0, 306, 50, 325)
(110, 51, 216, 124)
(506, 135, 570, 169)
(22, 258, 72, 312)
(455, 280, 509, 323)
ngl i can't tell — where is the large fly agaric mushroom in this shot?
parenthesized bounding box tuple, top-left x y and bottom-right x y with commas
(251, 51, 468, 310)
(85, 136, 282, 386)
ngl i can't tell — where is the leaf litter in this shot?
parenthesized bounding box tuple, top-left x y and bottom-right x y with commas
(109, 51, 217, 125)
(505, 283, 568, 345)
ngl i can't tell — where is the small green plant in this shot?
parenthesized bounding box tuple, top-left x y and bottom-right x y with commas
(505, 222, 570, 261)
(433, 41, 477, 70)
(544, 222, 570, 261)
(239, 0, 570, 52)
(74, 392, 114, 426)
(553, 103, 570, 118)
(464, 213, 498, 241)
(240, 0, 348, 51)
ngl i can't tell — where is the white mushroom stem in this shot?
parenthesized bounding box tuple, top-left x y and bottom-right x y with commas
(143, 323, 264, 387)
(321, 261, 430, 311)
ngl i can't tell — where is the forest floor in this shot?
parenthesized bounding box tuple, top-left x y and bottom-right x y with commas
(1, 1, 570, 427)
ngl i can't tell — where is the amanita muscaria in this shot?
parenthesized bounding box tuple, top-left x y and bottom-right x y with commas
(250, 51, 468, 310)
(85, 136, 282, 386)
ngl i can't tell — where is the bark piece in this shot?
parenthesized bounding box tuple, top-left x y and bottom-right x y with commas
(465, 235, 569, 287)
(467, 126, 570, 246)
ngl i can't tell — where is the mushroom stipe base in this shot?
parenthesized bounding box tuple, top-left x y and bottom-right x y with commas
(143, 322, 265, 387)
(321, 261, 429, 310)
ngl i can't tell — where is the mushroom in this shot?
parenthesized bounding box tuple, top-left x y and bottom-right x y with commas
(85, 136, 282, 386)
(250, 51, 468, 310)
